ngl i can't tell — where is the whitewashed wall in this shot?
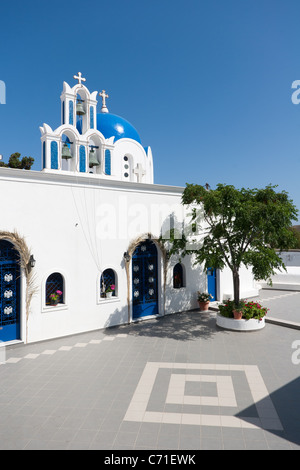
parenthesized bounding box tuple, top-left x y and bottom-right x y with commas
(0, 168, 259, 343)
(259, 250, 300, 291)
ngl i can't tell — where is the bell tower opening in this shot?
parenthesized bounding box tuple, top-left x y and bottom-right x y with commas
(61, 132, 76, 171)
(88, 137, 101, 174)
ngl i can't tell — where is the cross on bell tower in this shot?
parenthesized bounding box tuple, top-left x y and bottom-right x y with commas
(73, 72, 86, 85)
(99, 90, 109, 113)
(133, 163, 146, 183)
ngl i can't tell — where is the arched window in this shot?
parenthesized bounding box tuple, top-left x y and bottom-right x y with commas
(61, 133, 76, 172)
(45, 273, 64, 305)
(173, 263, 184, 289)
(105, 149, 111, 175)
(100, 268, 116, 298)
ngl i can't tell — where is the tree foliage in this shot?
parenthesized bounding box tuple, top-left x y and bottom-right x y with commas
(0, 153, 34, 170)
(167, 183, 298, 305)
(289, 227, 300, 249)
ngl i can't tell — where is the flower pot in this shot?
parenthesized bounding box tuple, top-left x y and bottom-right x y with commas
(198, 301, 210, 311)
(106, 292, 112, 298)
(233, 310, 243, 320)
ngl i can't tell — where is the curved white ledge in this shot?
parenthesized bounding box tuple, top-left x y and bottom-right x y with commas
(216, 313, 265, 331)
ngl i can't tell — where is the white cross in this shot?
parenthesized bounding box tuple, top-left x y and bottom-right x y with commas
(99, 90, 109, 112)
(73, 72, 86, 85)
(99, 90, 109, 106)
(133, 163, 146, 183)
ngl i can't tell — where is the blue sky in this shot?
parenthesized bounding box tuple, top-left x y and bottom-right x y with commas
(1, 0, 300, 222)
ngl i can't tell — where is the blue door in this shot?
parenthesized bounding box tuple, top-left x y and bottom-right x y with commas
(0, 241, 21, 342)
(207, 267, 217, 301)
(132, 240, 159, 319)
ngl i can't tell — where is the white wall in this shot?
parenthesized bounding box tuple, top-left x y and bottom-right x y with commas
(0, 169, 184, 342)
(259, 251, 300, 291)
(0, 168, 259, 343)
(218, 264, 259, 301)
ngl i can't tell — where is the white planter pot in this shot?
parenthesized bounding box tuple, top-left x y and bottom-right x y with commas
(106, 292, 112, 298)
(216, 313, 265, 331)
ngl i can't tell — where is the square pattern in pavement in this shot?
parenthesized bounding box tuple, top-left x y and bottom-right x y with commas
(124, 362, 283, 431)
(0, 308, 299, 450)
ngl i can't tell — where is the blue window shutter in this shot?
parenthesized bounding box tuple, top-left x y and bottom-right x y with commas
(69, 100, 73, 125)
(79, 145, 86, 173)
(51, 141, 58, 170)
(42, 141, 46, 169)
(90, 106, 94, 129)
(105, 149, 111, 175)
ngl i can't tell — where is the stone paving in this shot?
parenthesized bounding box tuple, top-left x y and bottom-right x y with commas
(255, 289, 300, 327)
(0, 289, 299, 450)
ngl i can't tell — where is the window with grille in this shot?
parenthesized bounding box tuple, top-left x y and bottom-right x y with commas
(173, 263, 185, 288)
(45, 272, 64, 305)
(100, 269, 116, 298)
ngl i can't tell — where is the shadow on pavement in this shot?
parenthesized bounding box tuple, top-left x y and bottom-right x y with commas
(119, 310, 219, 342)
(237, 376, 300, 446)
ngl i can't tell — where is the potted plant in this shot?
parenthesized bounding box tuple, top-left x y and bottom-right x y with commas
(106, 284, 115, 298)
(242, 300, 268, 321)
(232, 301, 244, 320)
(219, 300, 245, 319)
(197, 292, 213, 311)
(49, 290, 62, 306)
(217, 299, 268, 331)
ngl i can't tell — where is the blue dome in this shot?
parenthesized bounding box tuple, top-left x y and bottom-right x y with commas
(96, 113, 141, 144)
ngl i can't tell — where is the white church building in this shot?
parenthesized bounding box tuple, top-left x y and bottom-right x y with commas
(0, 73, 259, 345)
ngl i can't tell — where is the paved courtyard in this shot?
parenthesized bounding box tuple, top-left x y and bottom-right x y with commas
(0, 289, 299, 450)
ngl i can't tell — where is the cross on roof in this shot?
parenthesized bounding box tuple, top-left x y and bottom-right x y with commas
(99, 90, 109, 113)
(133, 163, 146, 183)
(73, 72, 86, 85)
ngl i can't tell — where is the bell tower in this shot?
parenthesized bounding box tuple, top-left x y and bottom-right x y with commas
(60, 73, 98, 133)
(40, 73, 154, 183)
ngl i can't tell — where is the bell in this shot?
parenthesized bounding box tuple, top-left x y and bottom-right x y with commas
(76, 101, 85, 115)
(62, 143, 72, 159)
(89, 149, 99, 168)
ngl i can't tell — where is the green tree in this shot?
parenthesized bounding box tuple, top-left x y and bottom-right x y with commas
(289, 227, 300, 249)
(0, 153, 34, 170)
(167, 183, 298, 306)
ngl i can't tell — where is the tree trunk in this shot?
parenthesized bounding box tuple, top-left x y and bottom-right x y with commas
(232, 269, 240, 306)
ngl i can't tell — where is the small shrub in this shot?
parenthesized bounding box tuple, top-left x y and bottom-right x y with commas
(218, 299, 268, 320)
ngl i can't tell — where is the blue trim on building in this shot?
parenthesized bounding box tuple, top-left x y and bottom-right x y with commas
(69, 100, 73, 125)
(90, 106, 94, 129)
(51, 141, 58, 169)
(105, 149, 111, 175)
(79, 146, 86, 173)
